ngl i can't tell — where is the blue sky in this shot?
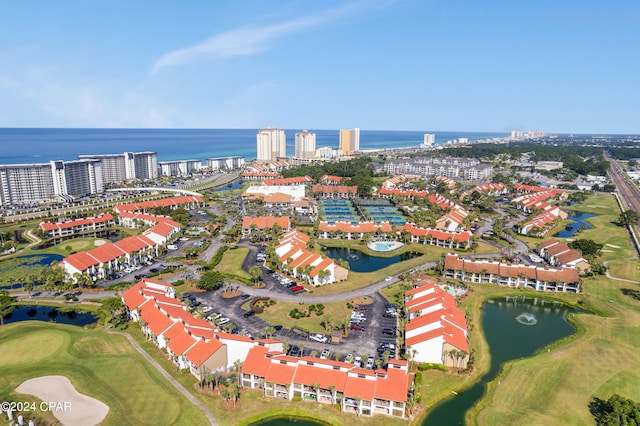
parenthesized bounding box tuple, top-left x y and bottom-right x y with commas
(0, 0, 638, 133)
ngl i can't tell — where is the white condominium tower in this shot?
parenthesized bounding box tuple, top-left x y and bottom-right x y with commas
(0, 159, 103, 204)
(423, 134, 435, 147)
(78, 151, 158, 183)
(294, 130, 316, 159)
(339, 128, 360, 155)
(256, 127, 286, 162)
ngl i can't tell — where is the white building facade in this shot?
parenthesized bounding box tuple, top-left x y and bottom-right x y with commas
(257, 128, 286, 162)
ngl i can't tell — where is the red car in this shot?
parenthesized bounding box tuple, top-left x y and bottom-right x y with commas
(291, 286, 305, 292)
(350, 323, 365, 331)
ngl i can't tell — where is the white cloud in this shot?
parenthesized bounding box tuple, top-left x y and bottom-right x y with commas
(151, 2, 366, 74)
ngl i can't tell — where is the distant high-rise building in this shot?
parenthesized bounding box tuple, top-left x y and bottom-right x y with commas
(295, 130, 316, 159)
(256, 128, 286, 162)
(339, 128, 360, 155)
(423, 134, 435, 147)
(78, 151, 158, 183)
(206, 156, 245, 171)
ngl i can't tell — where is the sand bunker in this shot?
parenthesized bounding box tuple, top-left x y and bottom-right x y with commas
(601, 250, 614, 252)
(16, 376, 109, 426)
(605, 244, 621, 248)
(94, 239, 108, 246)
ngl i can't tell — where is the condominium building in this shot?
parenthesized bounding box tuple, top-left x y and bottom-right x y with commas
(158, 160, 202, 177)
(339, 128, 360, 155)
(423, 134, 435, 148)
(78, 151, 158, 183)
(256, 128, 286, 162)
(0, 163, 57, 204)
(51, 159, 103, 199)
(206, 156, 245, 171)
(294, 130, 316, 159)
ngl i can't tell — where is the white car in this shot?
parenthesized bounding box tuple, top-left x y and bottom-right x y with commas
(310, 334, 328, 343)
(366, 358, 375, 369)
(354, 356, 362, 368)
(385, 276, 393, 281)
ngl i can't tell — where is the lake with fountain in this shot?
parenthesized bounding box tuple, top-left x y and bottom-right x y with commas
(421, 297, 581, 425)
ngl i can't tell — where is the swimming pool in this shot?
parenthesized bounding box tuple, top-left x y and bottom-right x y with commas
(367, 241, 404, 252)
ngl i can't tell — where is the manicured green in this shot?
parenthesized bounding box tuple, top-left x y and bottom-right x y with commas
(215, 247, 252, 281)
(0, 322, 208, 426)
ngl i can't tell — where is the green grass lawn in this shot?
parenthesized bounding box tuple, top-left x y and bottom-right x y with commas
(215, 247, 252, 281)
(0, 322, 208, 426)
(455, 193, 640, 425)
(255, 299, 353, 334)
(606, 258, 640, 282)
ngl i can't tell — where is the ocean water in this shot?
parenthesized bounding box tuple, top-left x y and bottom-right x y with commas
(0, 128, 509, 165)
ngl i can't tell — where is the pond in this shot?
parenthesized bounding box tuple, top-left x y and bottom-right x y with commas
(250, 416, 330, 426)
(555, 211, 596, 238)
(422, 297, 581, 425)
(214, 180, 242, 192)
(322, 247, 421, 273)
(0, 254, 65, 290)
(3, 305, 97, 326)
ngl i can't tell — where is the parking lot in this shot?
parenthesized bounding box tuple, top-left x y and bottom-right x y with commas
(190, 287, 400, 368)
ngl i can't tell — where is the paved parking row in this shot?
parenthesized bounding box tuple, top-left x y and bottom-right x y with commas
(190, 287, 400, 368)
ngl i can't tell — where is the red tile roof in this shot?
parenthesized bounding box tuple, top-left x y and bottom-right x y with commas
(184, 338, 224, 368)
(40, 213, 113, 231)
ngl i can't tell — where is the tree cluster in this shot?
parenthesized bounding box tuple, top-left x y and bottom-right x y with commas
(590, 394, 640, 425)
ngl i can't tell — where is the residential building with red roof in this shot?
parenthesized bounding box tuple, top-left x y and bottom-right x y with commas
(404, 281, 470, 368)
(274, 229, 345, 285)
(381, 174, 422, 190)
(241, 347, 411, 418)
(444, 253, 580, 292)
(399, 223, 472, 249)
(538, 239, 591, 273)
(61, 195, 203, 282)
(316, 220, 393, 239)
(121, 278, 273, 380)
(319, 175, 344, 185)
(241, 216, 290, 235)
(39, 213, 114, 240)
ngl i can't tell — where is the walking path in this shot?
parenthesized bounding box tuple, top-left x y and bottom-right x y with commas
(103, 327, 219, 426)
(603, 259, 640, 284)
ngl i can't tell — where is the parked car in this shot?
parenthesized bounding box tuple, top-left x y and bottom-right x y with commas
(381, 328, 396, 336)
(310, 333, 328, 343)
(366, 358, 375, 369)
(354, 356, 363, 368)
(243, 310, 255, 318)
(291, 286, 305, 292)
(350, 323, 365, 331)
(320, 349, 330, 359)
(345, 354, 354, 363)
(217, 318, 230, 325)
(289, 346, 300, 357)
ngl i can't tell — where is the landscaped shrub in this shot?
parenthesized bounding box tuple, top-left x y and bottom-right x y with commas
(414, 373, 423, 387)
(292, 396, 302, 402)
(418, 362, 446, 371)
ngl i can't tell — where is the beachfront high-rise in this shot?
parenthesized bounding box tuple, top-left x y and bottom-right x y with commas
(339, 128, 360, 155)
(294, 130, 316, 159)
(256, 127, 286, 162)
(423, 133, 435, 148)
(78, 151, 158, 183)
